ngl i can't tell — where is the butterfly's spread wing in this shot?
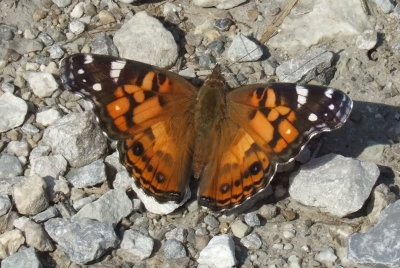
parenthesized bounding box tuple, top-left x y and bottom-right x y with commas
(60, 54, 196, 203)
(199, 83, 352, 210)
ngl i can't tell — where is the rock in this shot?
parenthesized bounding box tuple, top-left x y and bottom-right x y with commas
(0, 92, 28, 132)
(394, 4, 400, 19)
(0, 229, 25, 259)
(32, 206, 59, 223)
(36, 108, 61, 126)
(117, 229, 154, 261)
(91, 32, 118, 56)
(163, 239, 187, 259)
(44, 218, 119, 264)
(21, 124, 40, 135)
(244, 212, 261, 227)
(258, 204, 278, 220)
(268, 0, 368, 51)
(240, 233, 262, 250)
(1, 247, 42, 268)
(0, 176, 26, 195)
(0, 154, 23, 178)
(8, 39, 43, 54)
(30, 155, 67, 179)
(230, 219, 250, 238)
(38, 33, 54, 46)
(288, 255, 302, 268)
(113, 11, 178, 68)
(72, 189, 133, 225)
(29, 146, 51, 163)
(315, 247, 337, 266)
(42, 111, 107, 167)
(65, 159, 106, 188)
(0, 194, 11, 216)
(12, 175, 49, 215)
(72, 195, 97, 211)
(69, 21, 85, 35)
(367, 184, 397, 225)
(70, 2, 84, 18)
(23, 221, 54, 251)
(356, 29, 378, 50)
(276, 48, 333, 82)
(215, 18, 233, 31)
(198, 234, 237, 268)
(98, 10, 115, 24)
(204, 214, 219, 229)
(48, 44, 64, 59)
(118, 0, 138, 3)
(289, 154, 379, 217)
(227, 33, 263, 62)
(23, 72, 58, 98)
(348, 200, 400, 266)
(0, 25, 14, 41)
(193, 0, 246, 9)
(6, 141, 29, 157)
(52, 0, 71, 8)
(373, 0, 395, 13)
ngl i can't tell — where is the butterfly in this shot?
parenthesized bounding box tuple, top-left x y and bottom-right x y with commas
(60, 53, 353, 211)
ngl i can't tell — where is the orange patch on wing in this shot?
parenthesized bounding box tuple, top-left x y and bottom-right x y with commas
(249, 111, 274, 143)
(274, 138, 287, 152)
(107, 97, 129, 118)
(159, 78, 171, 93)
(278, 119, 299, 143)
(265, 89, 276, 108)
(114, 116, 128, 131)
(124, 84, 142, 94)
(287, 111, 296, 122)
(250, 90, 265, 106)
(142, 72, 155, 90)
(134, 91, 145, 103)
(275, 105, 290, 115)
(267, 109, 279, 121)
(114, 87, 125, 98)
(133, 97, 163, 124)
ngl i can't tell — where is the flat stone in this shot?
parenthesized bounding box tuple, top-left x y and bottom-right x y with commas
(42, 111, 107, 167)
(289, 154, 379, 217)
(91, 32, 118, 56)
(227, 33, 263, 62)
(117, 229, 154, 261)
(48, 44, 64, 59)
(32, 206, 59, 223)
(30, 155, 67, 179)
(0, 154, 23, 178)
(114, 11, 178, 68)
(0, 176, 26, 195)
(72, 189, 133, 225)
(23, 220, 54, 251)
(230, 220, 250, 238)
(44, 218, 119, 264)
(23, 72, 58, 98)
(1, 247, 42, 268)
(244, 212, 261, 227)
(198, 234, 237, 268)
(65, 159, 106, 188)
(163, 239, 187, 259)
(348, 200, 400, 267)
(0, 92, 28, 132)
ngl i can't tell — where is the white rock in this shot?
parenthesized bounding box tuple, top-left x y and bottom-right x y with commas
(1, 247, 43, 268)
(118, 229, 154, 261)
(6, 141, 29, 157)
(356, 29, 378, 50)
(65, 159, 106, 188)
(30, 155, 67, 179)
(0, 92, 28, 132)
(52, 0, 71, 8)
(315, 247, 337, 266)
(198, 234, 237, 268)
(0, 229, 25, 259)
(69, 21, 85, 35)
(373, 0, 395, 13)
(70, 3, 84, 18)
(230, 220, 250, 238)
(193, 0, 246, 9)
(36, 108, 61, 126)
(0, 194, 11, 216)
(23, 72, 58, 98)
(289, 154, 379, 217)
(114, 11, 178, 68)
(227, 33, 263, 62)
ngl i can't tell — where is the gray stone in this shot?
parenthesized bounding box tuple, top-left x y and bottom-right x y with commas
(118, 229, 154, 261)
(289, 154, 380, 217)
(276, 48, 333, 82)
(73, 189, 133, 224)
(38, 32, 54, 46)
(348, 200, 400, 267)
(258, 204, 278, 220)
(198, 234, 237, 268)
(65, 159, 106, 188)
(214, 18, 232, 31)
(36, 108, 61, 126)
(198, 54, 216, 68)
(21, 124, 39, 135)
(1, 247, 42, 268)
(0, 194, 11, 216)
(72, 195, 97, 211)
(0, 25, 14, 41)
(315, 247, 337, 266)
(244, 212, 261, 227)
(44, 218, 119, 264)
(42, 111, 107, 167)
(48, 45, 64, 59)
(240, 233, 262, 250)
(23, 72, 58, 98)
(165, 227, 187, 243)
(163, 239, 186, 259)
(23, 221, 54, 251)
(0, 154, 23, 178)
(0, 176, 26, 195)
(69, 21, 85, 35)
(373, 0, 395, 13)
(114, 11, 178, 68)
(91, 32, 118, 56)
(29, 146, 51, 163)
(32, 207, 59, 223)
(227, 33, 263, 62)
(12, 175, 49, 215)
(0, 229, 25, 259)
(6, 141, 29, 157)
(230, 220, 250, 238)
(0, 92, 28, 132)
(30, 155, 67, 179)
(70, 2, 84, 18)
(193, 0, 246, 9)
(204, 214, 219, 228)
(52, 0, 71, 8)
(356, 30, 378, 50)
(394, 4, 400, 19)
(2, 82, 15, 93)
(8, 39, 43, 54)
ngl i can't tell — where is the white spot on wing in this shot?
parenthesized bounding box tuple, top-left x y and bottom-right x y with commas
(78, 69, 84, 74)
(93, 83, 102, 91)
(296, 85, 309, 96)
(298, 95, 307, 105)
(328, 104, 335, 110)
(325, 88, 334, 99)
(308, 113, 318, 121)
(84, 55, 93, 64)
(111, 60, 126, 70)
(110, 69, 121, 78)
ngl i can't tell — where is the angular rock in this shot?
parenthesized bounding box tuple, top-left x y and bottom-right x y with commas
(0, 229, 25, 259)
(91, 32, 118, 56)
(348, 200, 400, 267)
(0, 176, 26, 195)
(6, 141, 29, 157)
(0, 194, 11, 216)
(23, 72, 58, 98)
(65, 159, 106, 188)
(42, 111, 107, 167)
(0, 154, 23, 178)
(240, 232, 262, 250)
(276, 48, 333, 82)
(52, 0, 71, 8)
(12, 175, 49, 215)
(32, 206, 59, 223)
(30, 155, 67, 179)
(356, 29, 378, 50)
(373, 0, 395, 13)
(0, 92, 28, 132)
(44, 218, 119, 264)
(289, 154, 379, 217)
(230, 220, 250, 238)
(114, 11, 178, 68)
(315, 247, 337, 266)
(72, 189, 133, 224)
(36, 108, 61, 126)
(163, 239, 187, 259)
(69, 21, 85, 35)
(227, 33, 263, 62)
(244, 212, 261, 227)
(117, 229, 154, 261)
(23, 221, 54, 251)
(198, 234, 237, 268)
(1, 247, 42, 268)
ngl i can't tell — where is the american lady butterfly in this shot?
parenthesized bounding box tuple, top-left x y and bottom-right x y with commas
(60, 54, 352, 211)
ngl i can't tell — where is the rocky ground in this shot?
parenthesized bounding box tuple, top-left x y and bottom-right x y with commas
(0, 0, 400, 267)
